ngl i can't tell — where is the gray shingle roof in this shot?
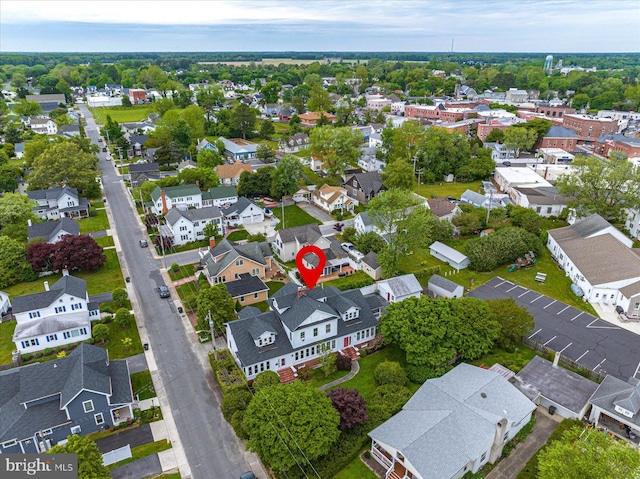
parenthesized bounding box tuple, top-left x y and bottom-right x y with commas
(202, 239, 271, 279)
(428, 274, 462, 294)
(568, 213, 611, 238)
(590, 376, 640, 428)
(225, 273, 268, 298)
(129, 162, 159, 173)
(164, 206, 222, 227)
(12, 275, 87, 314)
(513, 186, 568, 206)
(279, 296, 338, 331)
(545, 126, 577, 138)
(379, 274, 422, 297)
(13, 312, 89, 341)
(27, 218, 80, 242)
(362, 251, 379, 269)
(222, 197, 257, 216)
(344, 171, 384, 196)
(276, 223, 323, 245)
(27, 185, 79, 202)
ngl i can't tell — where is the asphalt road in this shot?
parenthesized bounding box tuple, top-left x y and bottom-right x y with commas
(81, 105, 250, 479)
(110, 454, 162, 479)
(468, 277, 640, 381)
(96, 424, 153, 453)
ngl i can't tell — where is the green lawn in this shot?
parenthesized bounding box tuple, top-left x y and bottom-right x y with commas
(107, 440, 172, 470)
(130, 370, 156, 400)
(0, 321, 17, 364)
(168, 263, 199, 281)
(94, 236, 115, 248)
(103, 317, 144, 359)
(227, 229, 250, 241)
(302, 166, 321, 184)
(305, 366, 350, 389)
(470, 345, 539, 374)
(272, 205, 322, 230)
(322, 271, 374, 290)
(91, 105, 156, 124)
(243, 281, 287, 312)
(414, 179, 483, 199)
(334, 451, 378, 479)
(79, 209, 110, 234)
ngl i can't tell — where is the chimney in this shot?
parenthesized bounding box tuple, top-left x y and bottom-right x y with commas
(44, 281, 49, 291)
(27, 219, 32, 227)
(160, 190, 168, 214)
(298, 287, 307, 299)
(553, 351, 560, 367)
(62, 269, 69, 277)
(209, 237, 216, 250)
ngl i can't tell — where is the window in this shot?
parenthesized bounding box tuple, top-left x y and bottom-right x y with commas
(29, 311, 41, 319)
(254, 293, 258, 299)
(300, 332, 305, 341)
(41, 429, 52, 436)
(83, 400, 94, 413)
(313, 328, 318, 337)
(326, 324, 331, 333)
(55, 306, 66, 313)
(481, 452, 487, 462)
(595, 293, 599, 298)
(248, 366, 253, 375)
(252, 268, 260, 276)
(236, 260, 244, 266)
(180, 226, 187, 231)
(2, 439, 18, 447)
(240, 296, 245, 302)
(70, 425, 81, 434)
(46, 334, 57, 342)
(94, 413, 104, 425)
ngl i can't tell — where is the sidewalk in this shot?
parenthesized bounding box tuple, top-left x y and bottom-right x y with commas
(319, 359, 360, 391)
(590, 302, 640, 335)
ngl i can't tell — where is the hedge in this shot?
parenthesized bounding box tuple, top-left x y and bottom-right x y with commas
(464, 227, 544, 271)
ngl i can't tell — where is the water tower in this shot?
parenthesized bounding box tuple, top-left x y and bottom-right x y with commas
(544, 55, 553, 76)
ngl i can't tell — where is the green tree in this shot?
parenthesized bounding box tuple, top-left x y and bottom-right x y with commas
(202, 221, 222, 243)
(507, 205, 544, 235)
(374, 361, 408, 386)
(388, 120, 426, 163)
(319, 343, 337, 377)
(101, 114, 125, 144)
(256, 143, 276, 163)
(455, 148, 496, 182)
(196, 283, 236, 333)
(92, 323, 110, 344)
(121, 95, 132, 107)
(503, 127, 537, 158)
(0, 192, 38, 240)
(307, 83, 332, 113)
(111, 288, 128, 307)
(486, 298, 535, 347)
(418, 128, 470, 178)
(485, 128, 505, 143)
(252, 370, 280, 391)
(381, 159, 414, 190)
(243, 381, 340, 472)
(48, 434, 110, 479)
(197, 148, 224, 169)
(520, 118, 552, 143)
(259, 120, 275, 139)
(261, 81, 282, 104)
(537, 424, 640, 479)
(571, 93, 590, 109)
(271, 155, 302, 199)
(11, 71, 27, 88)
(14, 100, 42, 116)
(354, 231, 385, 255)
(0, 236, 37, 288)
(237, 167, 274, 198)
(309, 126, 362, 176)
(178, 167, 220, 190)
(0, 165, 21, 193)
(180, 104, 206, 140)
(556, 155, 640, 221)
(115, 308, 133, 329)
(230, 103, 257, 140)
(464, 227, 544, 271)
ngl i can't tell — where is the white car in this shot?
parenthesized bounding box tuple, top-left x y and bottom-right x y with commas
(341, 242, 354, 252)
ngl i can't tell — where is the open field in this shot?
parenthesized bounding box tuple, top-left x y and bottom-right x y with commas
(414, 179, 483, 199)
(272, 204, 322, 230)
(91, 105, 156, 124)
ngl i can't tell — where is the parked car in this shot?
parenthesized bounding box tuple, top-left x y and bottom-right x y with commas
(240, 472, 256, 479)
(341, 242, 354, 252)
(158, 285, 170, 298)
(502, 161, 512, 166)
(139, 239, 148, 248)
(102, 147, 107, 152)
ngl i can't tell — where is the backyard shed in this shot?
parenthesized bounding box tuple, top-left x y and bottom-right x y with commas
(429, 241, 470, 271)
(428, 274, 464, 298)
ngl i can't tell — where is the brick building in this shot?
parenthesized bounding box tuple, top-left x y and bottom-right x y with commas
(536, 104, 576, 119)
(539, 126, 579, 150)
(593, 133, 640, 160)
(562, 114, 618, 140)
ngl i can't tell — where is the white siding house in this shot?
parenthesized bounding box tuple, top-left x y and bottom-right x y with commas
(429, 241, 470, 271)
(162, 207, 225, 246)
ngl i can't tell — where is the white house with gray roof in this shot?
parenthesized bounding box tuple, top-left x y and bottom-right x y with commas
(28, 186, 89, 220)
(150, 184, 203, 215)
(202, 185, 238, 208)
(428, 274, 464, 299)
(225, 284, 381, 381)
(368, 363, 536, 479)
(0, 343, 133, 454)
(11, 274, 100, 354)
(547, 214, 640, 317)
(222, 197, 264, 226)
(162, 206, 224, 246)
(589, 374, 640, 442)
(27, 217, 79, 244)
(0, 291, 10, 316)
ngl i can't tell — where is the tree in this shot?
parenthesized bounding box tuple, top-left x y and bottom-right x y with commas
(222, 388, 253, 421)
(520, 118, 552, 143)
(196, 283, 236, 333)
(112, 288, 128, 307)
(0, 192, 38, 239)
(374, 361, 408, 386)
(202, 222, 222, 243)
(230, 103, 257, 140)
(0, 164, 21, 193)
(121, 337, 133, 352)
(252, 370, 280, 391)
(456, 148, 496, 182)
(571, 93, 590, 110)
(14, 100, 42, 117)
(353, 231, 385, 255)
(556, 155, 640, 221)
(101, 114, 125, 144)
(319, 344, 337, 377)
(243, 381, 340, 472)
(28, 142, 99, 197)
(309, 126, 362, 177)
(48, 434, 110, 479)
(271, 155, 302, 199)
(387, 120, 426, 163)
(121, 95, 132, 107)
(115, 308, 132, 328)
(327, 388, 369, 432)
(259, 120, 275, 139)
(485, 128, 505, 143)
(507, 205, 544, 235)
(307, 83, 332, 113)
(256, 143, 276, 163)
(180, 104, 206, 140)
(178, 167, 220, 190)
(92, 323, 110, 344)
(197, 148, 224, 169)
(486, 298, 534, 347)
(380, 296, 500, 369)
(261, 81, 282, 104)
(27, 241, 56, 271)
(0, 236, 37, 288)
(464, 227, 544, 271)
(381, 159, 414, 190)
(503, 127, 537, 158)
(237, 167, 275, 198)
(418, 128, 470, 178)
(155, 142, 185, 166)
(537, 424, 640, 479)
(50, 235, 106, 272)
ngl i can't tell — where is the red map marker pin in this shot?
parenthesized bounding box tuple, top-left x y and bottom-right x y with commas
(296, 245, 326, 290)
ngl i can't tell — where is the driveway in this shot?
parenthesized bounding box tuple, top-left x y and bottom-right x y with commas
(297, 202, 334, 223)
(110, 454, 162, 479)
(468, 277, 640, 380)
(126, 353, 149, 374)
(96, 424, 153, 453)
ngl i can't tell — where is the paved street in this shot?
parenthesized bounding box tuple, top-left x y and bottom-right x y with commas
(110, 454, 162, 479)
(468, 277, 640, 380)
(81, 105, 252, 479)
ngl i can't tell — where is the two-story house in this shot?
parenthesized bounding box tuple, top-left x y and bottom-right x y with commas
(129, 163, 160, 187)
(343, 171, 385, 205)
(0, 343, 134, 454)
(218, 137, 259, 161)
(162, 206, 225, 246)
(27, 218, 79, 244)
(200, 239, 273, 285)
(215, 162, 253, 186)
(312, 184, 356, 214)
(222, 197, 264, 226)
(28, 118, 58, 135)
(28, 186, 90, 220)
(278, 133, 310, 153)
(225, 284, 380, 381)
(202, 185, 239, 208)
(11, 274, 100, 354)
(150, 184, 203, 215)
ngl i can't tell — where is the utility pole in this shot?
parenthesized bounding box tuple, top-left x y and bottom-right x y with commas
(158, 219, 166, 269)
(281, 200, 285, 230)
(208, 311, 217, 360)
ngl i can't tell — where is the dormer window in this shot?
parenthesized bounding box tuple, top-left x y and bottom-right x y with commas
(615, 405, 634, 418)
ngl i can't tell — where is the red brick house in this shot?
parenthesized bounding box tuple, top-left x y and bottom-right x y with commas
(562, 114, 618, 140)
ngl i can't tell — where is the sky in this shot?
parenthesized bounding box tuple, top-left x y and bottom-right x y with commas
(1, 0, 639, 53)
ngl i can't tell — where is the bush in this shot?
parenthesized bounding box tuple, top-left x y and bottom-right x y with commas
(296, 365, 314, 380)
(85, 338, 95, 345)
(367, 385, 412, 422)
(464, 227, 544, 271)
(329, 274, 374, 291)
(215, 368, 245, 394)
(231, 410, 249, 439)
(221, 387, 253, 421)
(171, 263, 180, 273)
(35, 351, 43, 358)
(43, 348, 52, 356)
(413, 265, 442, 279)
(341, 227, 357, 244)
(374, 361, 408, 387)
(406, 364, 439, 384)
(252, 370, 280, 391)
(22, 353, 32, 362)
(336, 354, 352, 371)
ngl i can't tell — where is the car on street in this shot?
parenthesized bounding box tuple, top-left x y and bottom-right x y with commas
(240, 472, 257, 479)
(102, 147, 107, 152)
(158, 285, 170, 298)
(139, 239, 148, 248)
(341, 242, 354, 252)
(502, 161, 512, 166)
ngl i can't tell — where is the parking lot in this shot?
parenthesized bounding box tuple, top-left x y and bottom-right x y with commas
(468, 277, 640, 381)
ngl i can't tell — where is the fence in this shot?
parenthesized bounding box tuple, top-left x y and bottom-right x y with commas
(102, 445, 132, 466)
(522, 336, 606, 383)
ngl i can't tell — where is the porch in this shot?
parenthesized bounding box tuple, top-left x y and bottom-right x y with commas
(318, 265, 356, 283)
(370, 442, 413, 479)
(596, 412, 640, 445)
(111, 405, 133, 426)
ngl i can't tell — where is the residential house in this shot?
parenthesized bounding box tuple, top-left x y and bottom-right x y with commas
(105, 84, 124, 96)
(343, 171, 385, 205)
(626, 208, 640, 239)
(225, 283, 380, 381)
(505, 88, 528, 103)
(278, 108, 294, 122)
(376, 274, 421, 303)
(358, 152, 386, 172)
(128, 134, 148, 157)
(60, 124, 80, 137)
(27, 218, 79, 244)
(261, 104, 280, 116)
(368, 364, 536, 479)
(128, 88, 147, 104)
(361, 252, 382, 280)
(354, 211, 375, 235)
(222, 197, 264, 226)
(493, 167, 552, 199)
(218, 137, 258, 161)
(195, 138, 217, 152)
(29, 118, 58, 135)
(0, 291, 11, 316)
(28, 186, 89, 220)
(11, 274, 100, 354)
(312, 184, 355, 214)
(272, 224, 328, 262)
(25, 94, 65, 114)
(14, 142, 25, 159)
(298, 111, 337, 127)
(511, 186, 568, 217)
(202, 185, 239, 208)
(177, 160, 198, 172)
(426, 197, 462, 222)
(162, 206, 225, 246)
(200, 239, 273, 284)
(215, 162, 253, 186)
(0, 343, 133, 454)
(150, 184, 202, 215)
(128, 163, 160, 187)
(225, 273, 269, 307)
(589, 374, 640, 442)
(428, 274, 464, 299)
(279, 133, 309, 153)
(547, 214, 640, 317)
(429, 241, 470, 271)
(513, 356, 598, 420)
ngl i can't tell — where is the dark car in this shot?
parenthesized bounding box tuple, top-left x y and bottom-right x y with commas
(502, 161, 512, 166)
(139, 239, 148, 248)
(240, 473, 257, 479)
(158, 285, 170, 298)
(102, 147, 107, 152)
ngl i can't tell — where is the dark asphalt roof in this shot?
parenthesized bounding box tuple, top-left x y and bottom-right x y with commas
(225, 274, 268, 298)
(344, 171, 384, 196)
(428, 274, 462, 293)
(12, 275, 87, 314)
(27, 185, 79, 202)
(222, 197, 257, 216)
(27, 218, 80, 242)
(276, 223, 322, 244)
(362, 251, 380, 269)
(129, 162, 159, 173)
(545, 126, 577, 138)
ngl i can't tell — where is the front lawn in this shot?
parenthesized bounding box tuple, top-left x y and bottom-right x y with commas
(130, 370, 155, 400)
(93, 235, 115, 248)
(103, 317, 144, 359)
(334, 450, 378, 479)
(91, 105, 156, 124)
(414, 179, 483, 199)
(272, 204, 322, 230)
(305, 366, 350, 389)
(0, 321, 17, 364)
(226, 229, 249, 241)
(157, 239, 208, 255)
(302, 166, 321, 184)
(168, 263, 199, 281)
(79, 209, 110, 234)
